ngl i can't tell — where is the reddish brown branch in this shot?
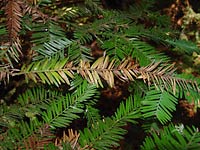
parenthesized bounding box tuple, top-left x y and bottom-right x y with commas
(5, 0, 22, 40)
(5, 0, 23, 54)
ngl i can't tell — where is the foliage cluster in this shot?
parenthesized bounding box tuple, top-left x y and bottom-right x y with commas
(0, 0, 200, 149)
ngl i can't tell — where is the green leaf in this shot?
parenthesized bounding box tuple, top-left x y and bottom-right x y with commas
(34, 38, 72, 60)
(165, 39, 200, 54)
(79, 96, 141, 149)
(19, 57, 73, 86)
(141, 124, 200, 150)
(141, 87, 178, 124)
(42, 81, 98, 128)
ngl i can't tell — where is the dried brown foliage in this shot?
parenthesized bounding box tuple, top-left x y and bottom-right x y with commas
(21, 124, 54, 150)
(55, 129, 83, 150)
(0, 64, 10, 83)
(78, 56, 199, 93)
(5, 0, 22, 54)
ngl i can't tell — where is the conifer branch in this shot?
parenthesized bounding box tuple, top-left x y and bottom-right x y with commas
(13, 56, 199, 93)
(0, 64, 10, 83)
(55, 129, 82, 150)
(5, 0, 22, 55)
